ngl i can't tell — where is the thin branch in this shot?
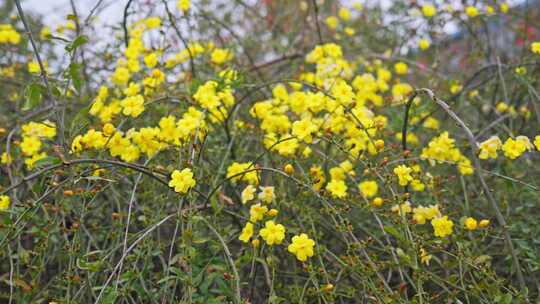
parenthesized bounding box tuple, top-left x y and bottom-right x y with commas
(311, 0, 323, 44)
(14, 0, 54, 102)
(122, 0, 134, 48)
(417, 88, 527, 295)
(161, 0, 197, 78)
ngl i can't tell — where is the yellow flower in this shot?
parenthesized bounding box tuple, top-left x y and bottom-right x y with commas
(419, 248, 432, 266)
(393, 165, 413, 186)
(241, 185, 256, 204)
(371, 197, 383, 207)
(292, 118, 318, 143)
(423, 117, 439, 130)
(259, 220, 286, 245)
(464, 217, 478, 230)
(310, 165, 325, 191)
(450, 83, 462, 94)
(531, 42, 540, 54)
(478, 135, 502, 159)
(176, 0, 190, 12)
(502, 136, 532, 159)
(479, 219, 490, 228)
(145, 17, 161, 29)
(419, 38, 430, 50)
(0, 24, 21, 44)
(391, 201, 412, 216)
(28, 60, 48, 74)
(431, 216, 454, 238)
(121, 95, 145, 117)
(326, 179, 347, 198)
(288, 233, 315, 262)
(210, 48, 233, 65)
(0, 195, 10, 210)
(422, 4, 437, 18)
(144, 52, 158, 68)
(227, 162, 259, 185)
(515, 67, 527, 75)
(25, 152, 47, 169)
(412, 205, 440, 224)
(249, 203, 268, 223)
(325, 16, 339, 29)
(1, 152, 12, 164)
(20, 136, 42, 156)
(102, 123, 116, 136)
(394, 62, 408, 75)
(358, 180, 378, 198)
(500, 3, 509, 13)
(465, 6, 479, 18)
(284, 164, 294, 175)
(392, 83, 413, 102)
(495, 102, 510, 113)
(112, 66, 131, 86)
(239, 222, 254, 243)
(410, 179, 425, 192)
(266, 208, 278, 217)
(258, 186, 275, 204)
(534, 135, 540, 151)
(338, 7, 351, 21)
(169, 168, 196, 194)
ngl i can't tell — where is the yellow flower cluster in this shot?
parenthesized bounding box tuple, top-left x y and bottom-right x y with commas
(412, 204, 440, 225)
(421, 132, 473, 175)
(324, 7, 356, 37)
(0, 24, 21, 44)
(165, 42, 205, 68)
(193, 79, 236, 123)
(237, 183, 314, 262)
(19, 120, 56, 169)
(478, 135, 537, 160)
(227, 162, 259, 185)
(326, 160, 356, 198)
(501, 136, 534, 160)
(464, 217, 490, 230)
(73, 107, 206, 161)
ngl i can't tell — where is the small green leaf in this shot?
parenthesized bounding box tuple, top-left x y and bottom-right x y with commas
(23, 83, 44, 110)
(65, 35, 88, 52)
(69, 63, 82, 92)
(383, 225, 406, 243)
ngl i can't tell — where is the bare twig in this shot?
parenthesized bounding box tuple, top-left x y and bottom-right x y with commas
(161, 0, 196, 78)
(417, 88, 527, 295)
(311, 0, 323, 44)
(122, 0, 134, 48)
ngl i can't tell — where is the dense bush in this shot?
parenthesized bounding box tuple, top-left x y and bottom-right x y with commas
(0, 0, 539, 303)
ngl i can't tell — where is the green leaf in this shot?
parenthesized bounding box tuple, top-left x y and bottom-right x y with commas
(69, 63, 82, 92)
(383, 225, 406, 243)
(23, 83, 44, 110)
(65, 35, 88, 52)
(32, 156, 60, 168)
